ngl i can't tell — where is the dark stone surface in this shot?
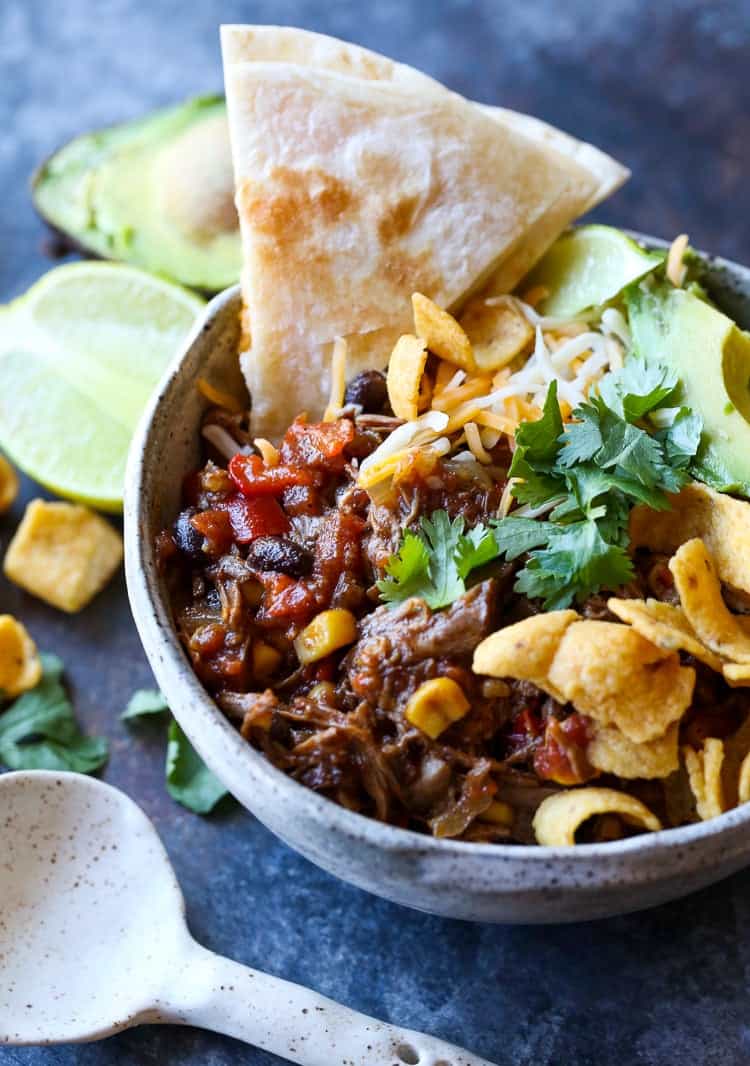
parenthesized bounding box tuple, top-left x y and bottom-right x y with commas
(2, 1, 750, 1063)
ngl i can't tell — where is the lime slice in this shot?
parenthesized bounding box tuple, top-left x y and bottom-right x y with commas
(0, 262, 203, 512)
(525, 225, 664, 317)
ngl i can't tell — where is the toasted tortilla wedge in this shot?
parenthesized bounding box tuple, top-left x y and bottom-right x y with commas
(222, 26, 627, 439)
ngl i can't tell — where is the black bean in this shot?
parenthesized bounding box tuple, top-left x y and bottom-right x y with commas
(246, 536, 313, 577)
(344, 370, 388, 412)
(173, 508, 204, 560)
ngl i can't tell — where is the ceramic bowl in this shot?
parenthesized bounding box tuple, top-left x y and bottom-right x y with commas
(124, 238, 750, 923)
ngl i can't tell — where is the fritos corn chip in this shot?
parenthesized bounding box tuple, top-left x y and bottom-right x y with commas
(533, 787, 661, 846)
(459, 295, 534, 373)
(630, 482, 750, 593)
(0, 615, 42, 697)
(669, 538, 750, 663)
(3, 499, 123, 614)
(588, 723, 679, 779)
(738, 752, 750, 804)
(607, 597, 725, 673)
(683, 738, 725, 821)
(475, 615, 693, 743)
(547, 621, 694, 743)
(386, 334, 429, 421)
(472, 610, 579, 701)
(0, 453, 19, 514)
(718, 714, 750, 808)
(412, 292, 476, 371)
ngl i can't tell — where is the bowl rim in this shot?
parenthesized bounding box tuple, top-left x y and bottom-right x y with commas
(124, 238, 750, 871)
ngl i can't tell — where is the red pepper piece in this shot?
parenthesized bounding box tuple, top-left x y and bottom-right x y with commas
(225, 493, 289, 543)
(280, 416, 355, 471)
(228, 453, 313, 497)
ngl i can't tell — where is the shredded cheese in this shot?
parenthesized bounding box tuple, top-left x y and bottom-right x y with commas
(254, 437, 280, 466)
(465, 422, 493, 464)
(196, 377, 244, 414)
(323, 337, 348, 421)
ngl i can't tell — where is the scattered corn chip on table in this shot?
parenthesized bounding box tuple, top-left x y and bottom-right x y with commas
(3, 2, 750, 1065)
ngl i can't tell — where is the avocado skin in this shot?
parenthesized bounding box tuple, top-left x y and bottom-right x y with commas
(32, 95, 241, 294)
(627, 279, 750, 496)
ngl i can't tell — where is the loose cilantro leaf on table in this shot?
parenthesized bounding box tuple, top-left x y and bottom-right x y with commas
(377, 510, 500, 609)
(493, 358, 704, 609)
(122, 688, 228, 814)
(166, 720, 228, 814)
(121, 688, 169, 720)
(0, 654, 108, 773)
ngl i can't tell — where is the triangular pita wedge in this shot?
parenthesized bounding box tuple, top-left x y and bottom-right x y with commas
(222, 26, 628, 439)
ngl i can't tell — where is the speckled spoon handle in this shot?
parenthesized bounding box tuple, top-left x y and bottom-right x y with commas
(161, 940, 497, 1066)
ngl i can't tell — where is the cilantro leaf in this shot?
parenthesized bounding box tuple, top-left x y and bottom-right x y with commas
(598, 359, 678, 420)
(658, 407, 703, 469)
(122, 688, 169, 720)
(492, 517, 559, 560)
(378, 511, 500, 610)
(419, 511, 466, 608)
(513, 521, 634, 610)
(456, 523, 501, 579)
(0, 654, 108, 774)
(513, 379, 563, 464)
(376, 530, 430, 605)
(166, 719, 228, 814)
(557, 402, 603, 467)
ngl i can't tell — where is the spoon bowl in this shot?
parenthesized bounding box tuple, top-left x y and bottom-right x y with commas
(0, 771, 188, 1044)
(0, 771, 496, 1065)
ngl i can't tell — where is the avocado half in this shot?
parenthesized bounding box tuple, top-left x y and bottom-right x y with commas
(32, 95, 241, 294)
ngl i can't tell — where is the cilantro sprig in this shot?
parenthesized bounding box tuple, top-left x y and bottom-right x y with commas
(378, 359, 703, 614)
(494, 359, 703, 608)
(377, 510, 500, 609)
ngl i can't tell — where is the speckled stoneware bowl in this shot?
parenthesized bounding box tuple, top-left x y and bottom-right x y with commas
(125, 236, 750, 924)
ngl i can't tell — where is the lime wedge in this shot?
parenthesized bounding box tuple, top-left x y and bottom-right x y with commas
(0, 263, 203, 512)
(525, 225, 664, 317)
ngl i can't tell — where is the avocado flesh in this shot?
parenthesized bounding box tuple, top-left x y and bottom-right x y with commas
(32, 96, 241, 293)
(627, 280, 750, 493)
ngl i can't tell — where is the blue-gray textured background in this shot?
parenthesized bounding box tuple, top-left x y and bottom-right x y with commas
(2, 1, 750, 1063)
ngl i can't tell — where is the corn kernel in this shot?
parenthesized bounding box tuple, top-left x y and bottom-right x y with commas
(0, 454, 19, 514)
(294, 609, 357, 665)
(405, 677, 470, 739)
(479, 800, 514, 827)
(0, 615, 42, 698)
(252, 640, 282, 678)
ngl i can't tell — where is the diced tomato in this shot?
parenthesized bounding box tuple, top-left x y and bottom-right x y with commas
(228, 453, 313, 497)
(534, 714, 595, 786)
(190, 509, 234, 555)
(224, 493, 289, 543)
(280, 416, 355, 472)
(256, 573, 319, 627)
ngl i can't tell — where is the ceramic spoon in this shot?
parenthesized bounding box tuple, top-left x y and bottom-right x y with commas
(0, 771, 496, 1065)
